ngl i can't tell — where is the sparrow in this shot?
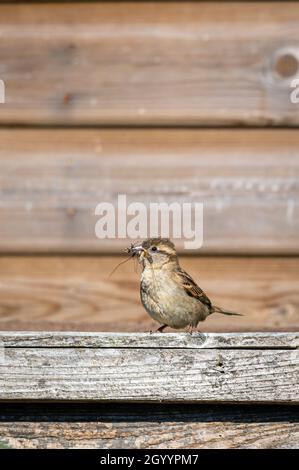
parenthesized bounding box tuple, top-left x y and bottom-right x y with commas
(127, 237, 242, 333)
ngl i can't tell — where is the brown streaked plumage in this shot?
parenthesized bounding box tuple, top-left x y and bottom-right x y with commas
(128, 237, 242, 333)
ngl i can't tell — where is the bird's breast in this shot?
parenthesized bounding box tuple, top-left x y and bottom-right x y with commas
(140, 267, 210, 328)
(140, 268, 186, 324)
(141, 268, 177, 299)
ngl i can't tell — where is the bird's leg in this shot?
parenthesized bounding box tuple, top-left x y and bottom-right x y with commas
(186, 324, 195, 335)
(149, 323, 168, 334)
(156, 323, 168, 333)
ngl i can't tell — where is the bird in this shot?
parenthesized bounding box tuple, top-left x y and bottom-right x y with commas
(126, 237, 242, 333)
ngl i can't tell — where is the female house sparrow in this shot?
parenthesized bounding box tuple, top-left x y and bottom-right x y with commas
(127, 238, 241, 333)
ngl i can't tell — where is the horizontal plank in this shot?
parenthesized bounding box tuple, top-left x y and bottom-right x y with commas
(1, 404, 298, 449)
(1, 347, 298, 402)
(1, 332, 298, 349)
(1, 3, 299, 125)
(0, 256, 298, 332)
(1, 129, 299, 254)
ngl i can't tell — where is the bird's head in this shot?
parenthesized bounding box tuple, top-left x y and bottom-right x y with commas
(127, 238, 178, 269)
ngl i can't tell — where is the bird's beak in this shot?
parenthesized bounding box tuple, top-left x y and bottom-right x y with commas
(132, 245, 150, 262)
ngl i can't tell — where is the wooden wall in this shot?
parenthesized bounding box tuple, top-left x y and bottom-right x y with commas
(0, 1, 298, 332)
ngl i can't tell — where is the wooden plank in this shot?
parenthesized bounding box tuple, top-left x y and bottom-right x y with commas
(0, 404, 298, 449)
(0, 256, 298, 332)
(1, 129, 299, 254)
(0, 341, 298, 402)
(1, 332, 298, 349)
(0, 3, 299, 126)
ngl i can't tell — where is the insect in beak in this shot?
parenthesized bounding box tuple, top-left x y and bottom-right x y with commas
(126, 244, 145, 257)
(128, 244, 153, 264)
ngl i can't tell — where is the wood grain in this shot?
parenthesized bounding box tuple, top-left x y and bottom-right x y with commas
(1, 332, 298, 349)
(1, 342, 298, 402)
(0, 256, 298, 332)
(0, 2, 299, 125)
(1, 129, 299, 254)
(0, 404, 298, 449)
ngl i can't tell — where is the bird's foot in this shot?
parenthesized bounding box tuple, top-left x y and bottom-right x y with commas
(186, 324, 195, 335)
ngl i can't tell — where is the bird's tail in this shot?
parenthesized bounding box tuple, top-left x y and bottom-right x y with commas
(212, 305, 243, 316)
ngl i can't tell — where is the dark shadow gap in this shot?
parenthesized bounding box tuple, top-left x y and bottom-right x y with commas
(0, 403, 298, 424)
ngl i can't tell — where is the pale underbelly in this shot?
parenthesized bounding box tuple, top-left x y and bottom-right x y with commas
(140, 287, 209, 329)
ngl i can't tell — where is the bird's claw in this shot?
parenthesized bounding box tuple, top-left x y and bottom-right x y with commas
(186, 324, 195, 335)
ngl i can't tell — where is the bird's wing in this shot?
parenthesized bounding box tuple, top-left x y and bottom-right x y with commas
(174, 268, 212, 310)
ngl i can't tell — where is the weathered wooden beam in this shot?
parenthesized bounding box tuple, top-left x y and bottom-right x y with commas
(1, 332, 298, 349)
(0, 332, 298, 403)
(1, 129, 299, 254)
(0, 3, 299, 126)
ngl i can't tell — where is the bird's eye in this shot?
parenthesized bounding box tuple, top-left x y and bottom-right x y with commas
(151, 246, 158, 252)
